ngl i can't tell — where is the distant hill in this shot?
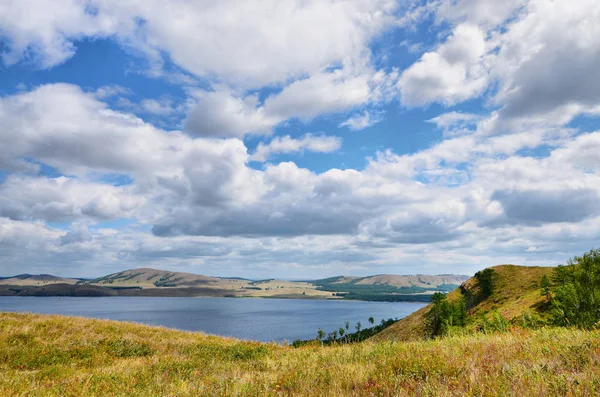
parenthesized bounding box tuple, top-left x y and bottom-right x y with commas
(315, 274, 469, 288)
(0, 267, 469, 301)
(0, 274, 80, 286)
(371, 265, 554, 342)
(312, 274, 469, 301)
(88, 268, 227, 288)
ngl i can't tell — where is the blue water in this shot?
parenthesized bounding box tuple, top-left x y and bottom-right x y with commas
(0, 297, 425, 342)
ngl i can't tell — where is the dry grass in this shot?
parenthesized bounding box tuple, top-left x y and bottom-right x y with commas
(1, 312, 599, 396)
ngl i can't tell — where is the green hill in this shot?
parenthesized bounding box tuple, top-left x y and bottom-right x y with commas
(1, 312, 599, 396)
(372, 265, 555, 342)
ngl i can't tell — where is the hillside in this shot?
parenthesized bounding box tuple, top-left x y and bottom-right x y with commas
(1, 312, 599, 396)
(88, 268, 230, 288)
(372, 265, 555, 342)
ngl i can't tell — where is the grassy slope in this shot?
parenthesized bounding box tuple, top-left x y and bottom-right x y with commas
(372, 265, 555, 342)
(1, 312, 599, 396)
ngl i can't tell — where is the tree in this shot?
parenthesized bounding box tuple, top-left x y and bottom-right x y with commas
(338, 327, 345, 344)
(426, 292, 468, 338)
(355, 321, 361, 334)
(317, 328, 325, 346)
(552, 248, 600, 329)
(368, 316, 375, 326)
(540, 274, 552, 301)
(475, 268, 496, 297)
(345, 321, 350, 343)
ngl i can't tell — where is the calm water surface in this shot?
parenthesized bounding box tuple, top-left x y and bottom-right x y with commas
(0, 297, 425, 342)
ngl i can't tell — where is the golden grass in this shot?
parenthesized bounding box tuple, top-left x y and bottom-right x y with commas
(1, 312, 599, 396)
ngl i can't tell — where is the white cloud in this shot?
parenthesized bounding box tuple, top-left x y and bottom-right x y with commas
(398, 23, 489, 106)
(340, 111, 383, 131)
(489, 0, 600, 130)
(184, 90, 280, 138)
(399, 0, 600, 132)
(185, 68, 394, 138)
(435, 0, 525, 26)
(0, 175, 142, 222)
(0, 0, 123, 68)
(0, 0, 398, 87)
(0, 1, 404, 137)
(250, 134, 342, 162)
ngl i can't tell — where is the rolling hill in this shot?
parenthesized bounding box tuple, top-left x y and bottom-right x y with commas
(0, 267, 468, 301)
(371, 265, 555, 342)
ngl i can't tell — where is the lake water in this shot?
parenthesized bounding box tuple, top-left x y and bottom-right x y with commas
(0, 296, 425, 342)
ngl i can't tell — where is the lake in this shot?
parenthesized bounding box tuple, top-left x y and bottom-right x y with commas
(0, 296, 425, 342)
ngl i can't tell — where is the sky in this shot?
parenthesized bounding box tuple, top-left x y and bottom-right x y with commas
(0, 0, 599, 279)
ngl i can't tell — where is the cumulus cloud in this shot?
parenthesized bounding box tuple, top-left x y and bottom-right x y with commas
(250, 134, 342, 162)
(398, 23, 489, 106)
(185, 68, 394, 138)
(0, 175, 142, 222)
(0, 0, 397, 87)
(489, 0, 600, 130)
(491, 188, 600, 225)
(184, 90, 279, 138)
(58, 223, 94, 246)
(400, 0, 600, 131)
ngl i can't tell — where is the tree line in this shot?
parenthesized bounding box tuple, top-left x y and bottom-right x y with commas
(292, 317, 397, 347)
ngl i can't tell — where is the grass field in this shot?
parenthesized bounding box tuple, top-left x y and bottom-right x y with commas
(1, 312, 599, 396)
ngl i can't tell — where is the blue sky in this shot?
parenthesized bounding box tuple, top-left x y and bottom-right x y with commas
(0, 0, 599, 278)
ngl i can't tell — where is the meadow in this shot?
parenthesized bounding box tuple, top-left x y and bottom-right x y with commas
(1, 312, 599, 396)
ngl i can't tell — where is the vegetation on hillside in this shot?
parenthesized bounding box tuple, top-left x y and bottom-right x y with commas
(1, 312, 599, 396)
(292, 317, 397, 347)
(549, 248, 600, 329)
(373, 264, 555, 342)
(375, 248, 600, 343)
